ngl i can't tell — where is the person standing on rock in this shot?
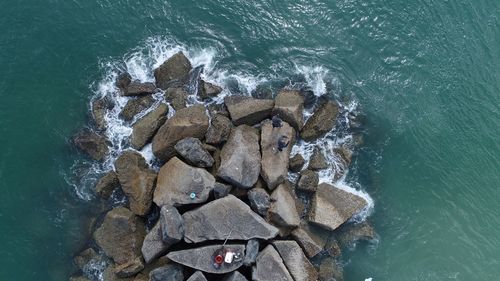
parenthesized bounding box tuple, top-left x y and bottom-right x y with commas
(277, 135, 289, 152)
(272, 115, 283, 128)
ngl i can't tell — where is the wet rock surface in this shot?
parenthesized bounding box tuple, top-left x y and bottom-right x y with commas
(123, 81, 157, 96)
(154, 51, 192, 89)
(288, 154, 305, 173)
(199, 80, 222, 100)
(301, 100, 339, 141)
(165, 87, 188, 111)
(73, 130, 109, 161)
(119, 95, 156, 122)
(130, 103, 168, 149)
(95, 171, 120, 199)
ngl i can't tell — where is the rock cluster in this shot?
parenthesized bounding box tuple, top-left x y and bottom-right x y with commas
(72, 52, 375, 281)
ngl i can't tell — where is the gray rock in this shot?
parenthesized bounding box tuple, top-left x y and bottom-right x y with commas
(186, 271, 208, 281)
(114, 257, 144, 277)
(205, 114, 233, 145)
(223, 271, 248, 281)
(318, 257, 343, 281)
(73, 130, 109, 161)
(119, 95, 155, 122)
(95, 171, 120, 199)
(123, 81, 156, 96)
(247, 187, 271, 216)
(308, 183, 367, 231)
(268, 184, 300, 228)
(224, 96, 274, 126)
(131, 103, 168, 149)
(149, 264, 184, 281)
(174, 137, 214, 167)
(152, 105, 209, 162)
(272, 240, 318, 281)
(288, 154, 305, 173)
(243, 239, 259, 267)
(214, 182, 232, 199)
(154, 157, 215, 207)
(296, 170, 318, 193)
(167, 244, 245, 274)
(218, 125, 261, 189)
(115, 151, 157, 216)
(115, 72, 132, 90)
(252, 245, 293, 281)
(309, 147, 328, 171)
(301, 101, 339, 141)
(74, 248, 99, 270)
(272, 89, 304, 131)
(291, 222, 330, 258)
(141, 222, 169, 264)
(165, 87, 188, 111)
(154, 51, 192, 89)
(183, 195, 279, 243)
(93, 207, 145, 265)
(159, 205, 184, 244)
(92, 96, 113, 130)
(199, 80, 223, 100)
(260, 120, 295, 190)
(335, 221, 376, 248)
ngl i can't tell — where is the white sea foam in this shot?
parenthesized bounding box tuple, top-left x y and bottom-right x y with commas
(294, 64, 329, 96)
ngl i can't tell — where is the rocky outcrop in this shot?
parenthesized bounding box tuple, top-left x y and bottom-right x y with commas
(296, 170, 318, 193)
(154, 157, 215, 207)
(119, 95, 155, 122)
(93, 207, 145, 265)
(73, 130, 109, 161)
(174, 137, 214, 167)
(308, 183, 367, 231)
(167, 244, 245, 274)
(247, 187, 271, 216)
(272, 240, 318, 281)
(183, 195, 279, 243)
(301, 101, 339, 141)
(252, 245, 293, 281)
(165, 87, 188, 111)
(205, 114, 232, 145)
(272, 89, 304, 131)
(130, 103, 168, 149)
(199, 80, 222, 100)
(115, 151, 157, 216)
(288, 154, 305, 173)
(152, 105, 209, 162)
(186, 271, 208, 281)
(223, 271, 248, 281)
(149, 264, 184, 281)
(218, 125, 261, 189)
(123, 82, 156, 96)
(224, 96, 274, 126)
(94, 171, 120, 199)
(268, 184, 300, 228)
(260, 120, 295, 190)
(154, 51, 192, 90)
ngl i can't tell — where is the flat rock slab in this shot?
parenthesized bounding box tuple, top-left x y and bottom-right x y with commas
(167, 244, 245, 274)
(131, 103, 168, 150)
(272, 241, 318, 281)
(308, 183, 367, 231)
(252, 245, 293, 281)
(224, 96, 274, 126)
(183, 195, 279, 243)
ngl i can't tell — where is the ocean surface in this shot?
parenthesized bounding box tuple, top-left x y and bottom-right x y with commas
(0, 0, 499, 280)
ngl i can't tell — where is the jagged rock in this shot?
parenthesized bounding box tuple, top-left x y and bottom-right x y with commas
(119, 95, 155, 122)
(207, 103, 230, 118)
(268, 184, 300, 228)
(260, 120, 295, 190)
(141, 222, 167, 264)
(116, 72, 132, 90)
(199, 80, 222, 100)
(223, 271, 248, 281)
(174, 137, 214, 167)
(272, 240, 318, 281)
(218, 125, 261, 189)
(291, 222, 330, 258)
(248, 187, 271, 216)
(224, 96, 274, 126)
(152, 105, 209, 162)
(92, 96, 113, 130)
(308, 147, 328, 171)
(159, 205, 184, 244)
(149, 264, 184, 281)
(167, 244, 245, 274)
(95, 171, 120, 199)
(301, 101, 339, 141)
(288, 154, 305, 173)
(123, 81, 156, 96)
(308, 183, 367, 231)
(318, 257, 343, 281)
(165, 87, 188, 111)
(114, 257, 144, 277)
(252, 245, 293, 281)
(131, 103, 168, 149)
(335, 221, 376, 248)
(74, 248, 99, 270)
(154, 51, 192, 90)
(272, 89, 304, 131)
(73, 130, 109, 161)
(243, 239, 259, 267)
(205, 114, 232, 145)
(297, 170, 319, 193)
(115, 151, 157, 216)
(183, 195, 279, 243)
(154, 157, 215, 207)
(186, 271, 208, 281)
(214, 182, 232, 199)
(93, 207, 145, 265)
(330, 147, 351, 180)
(335, 145, 353, 164)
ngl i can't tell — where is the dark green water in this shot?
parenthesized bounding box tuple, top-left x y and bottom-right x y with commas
(0, 0, 499, 280)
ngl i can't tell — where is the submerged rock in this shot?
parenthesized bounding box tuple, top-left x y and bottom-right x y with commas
(167, 244, 246, 274)
(154, 51, 192, 90)
(223, 271, 248, 281)
(74, 248, 99, 270)
(252, 245, 293, 281)
(248, 187, 271, 216)
(272, 89, 304, 131)
(123, 81, 156, 96)
(218, 125, 261, 189)
(308, 183, 367, 231)
(272, 240, 318, 281)
(165, 87, 188, 111)
(73, 130, 109, 161)
(92, 96, 113, 131)
(224, 96, 274, 126)
(186, 271, 208, 281)
(205, 114, 233, 145)
(119, 95, 155, 122)
(318, 257, 343, 281)
(154, 157, 215, 207)
(174, 137, 214, 167)
(268, 184, 300, 228)
(149, 264, 184, 281)
(183, 195, 279, 243)
(301, 100, 339, 141)
(130, 103, 168, 149)
(199, 80, 223, 100)
(95, 171, 120, 199)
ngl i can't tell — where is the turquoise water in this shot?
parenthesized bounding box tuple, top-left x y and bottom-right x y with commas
(0, 0, 499, 280)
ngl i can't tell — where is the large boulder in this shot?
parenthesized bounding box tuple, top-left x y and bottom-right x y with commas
(130, 103, 168, 149)
(115, 72, 132, 90)
(186, 271, 208, 281)
(199, 80, 223, 100)
(114, 151, 157, 216)
(268, 184, 300, 228)
(152, 105, 209, 162)
(252, 245, 293, 281)
(154, 157, 215, 207)
(217, 125, 261, 189)
(73, 130, 109, 161)
(149, 264, 184, 281)
(296, 169, 319, 193)
(94, 171, 120, 199)
(272, 89, 304, 131)
(308, 183, 367, 231)
(205, 114, 232, 145)
(123, 81, 157, 96)
(335, 221, 376, 248)
(167, 244, 245, 274)
(247, 187, 271, 216)
(93, 207, 145, 265)
(288, 154, 305, 173)
(224, 96, 274, 126)
(119, 95, 155, 122)
(141, 222, 168, 264)
(272, 241, 318, 281)
(183, 195, 279, 243)
(301, 101, 339, 141)
(154, 51, 192, 90)
(308, 147, 328, 171)
(174, 137, 214, 168)
(165, 87, 188, 111)
(159, 205, 184, 245)
(291, 222, 330, 258)
(260, 120, 295, 190)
